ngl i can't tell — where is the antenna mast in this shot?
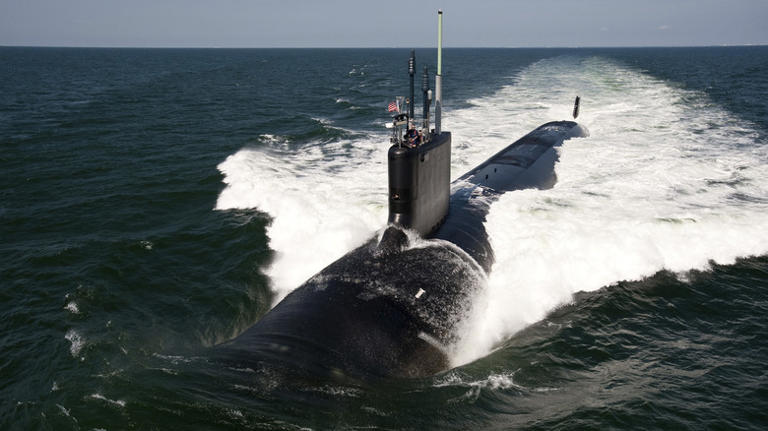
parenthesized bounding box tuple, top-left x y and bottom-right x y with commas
(434, 10, 443, 135)
(408, 50, 415, 122)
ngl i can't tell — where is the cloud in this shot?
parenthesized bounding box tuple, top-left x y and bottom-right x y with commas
(658, 25, 670, 31)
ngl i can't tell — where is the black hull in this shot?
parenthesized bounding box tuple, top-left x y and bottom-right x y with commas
(217, 121, 587, 379)
(434, 120, 588, 272)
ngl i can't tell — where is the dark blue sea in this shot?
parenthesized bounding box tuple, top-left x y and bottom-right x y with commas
(2, 46, 768, 430)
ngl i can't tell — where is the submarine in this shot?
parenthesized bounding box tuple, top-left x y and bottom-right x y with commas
(218, 10, 588, 379)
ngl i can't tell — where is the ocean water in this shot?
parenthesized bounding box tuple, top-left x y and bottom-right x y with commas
(2, 46, 768, 430)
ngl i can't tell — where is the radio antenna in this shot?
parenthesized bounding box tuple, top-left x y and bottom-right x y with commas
(434, 10, 443, 135)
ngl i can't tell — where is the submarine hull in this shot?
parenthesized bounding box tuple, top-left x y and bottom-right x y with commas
(434, 120, 588, 272)
(218, 234, 483, 378)
(218, 121, 587, 379)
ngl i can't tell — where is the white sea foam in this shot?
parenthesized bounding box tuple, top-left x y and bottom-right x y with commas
(227, 409, 244, 419)
(434, 370, 522, 390)
(64, 301, 79, 314)
(312, 116, 333, 126)
(65, 329, 84, 357)
(88, 393, 126, 408)
(151, 353, 197, 364)
(451, 56, 768, 365)
(56, 404, 71, 416)
(434, 371, 524, 402)
(258, 134, 286, 145)
(216, 134, 389, 302)
(216, 55, 768, 363)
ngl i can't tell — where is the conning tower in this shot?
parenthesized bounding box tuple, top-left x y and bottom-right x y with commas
(387, 10, 450, 237)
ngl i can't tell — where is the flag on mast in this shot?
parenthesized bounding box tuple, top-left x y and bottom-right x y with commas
(387, 100, 400, 112)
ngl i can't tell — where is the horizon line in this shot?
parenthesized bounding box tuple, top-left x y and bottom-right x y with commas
(2, 43, 767, 50)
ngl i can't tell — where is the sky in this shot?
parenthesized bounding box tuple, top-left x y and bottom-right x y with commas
(1, 0, 767, 48)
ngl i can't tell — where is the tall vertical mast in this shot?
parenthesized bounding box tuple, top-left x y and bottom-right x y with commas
(434, 10, 443, 134)
(408, 49, 415, 122)
(422, 65, 430, 132)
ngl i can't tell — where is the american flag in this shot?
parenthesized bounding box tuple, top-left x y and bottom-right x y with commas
(387, 101, 399, 112)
